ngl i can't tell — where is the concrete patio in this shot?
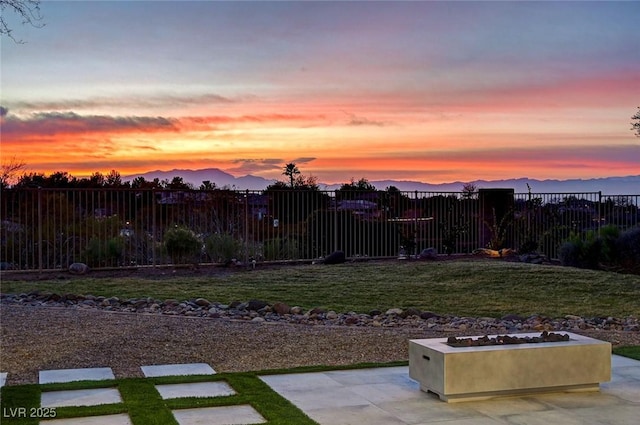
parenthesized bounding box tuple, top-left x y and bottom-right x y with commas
(1, 356, 637, 424)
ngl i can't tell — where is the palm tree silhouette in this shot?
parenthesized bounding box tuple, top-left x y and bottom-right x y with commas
(283, 162, 300, 188)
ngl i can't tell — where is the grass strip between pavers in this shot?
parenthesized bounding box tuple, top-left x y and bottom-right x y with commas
(119, 379, 179, 425)
(225, 373, 317, 425)
(0, 370, 322, 425)
(1, 353, 638, 425)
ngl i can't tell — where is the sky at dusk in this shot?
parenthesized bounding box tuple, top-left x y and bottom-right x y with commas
(1, 1, 639, 185)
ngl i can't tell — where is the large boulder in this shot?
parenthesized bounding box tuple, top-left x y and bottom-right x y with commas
(419, 247, 437, 259)
(194, 298, 211, 307)
(324, 250, 346, 265)
(247, 299, 269, 311)
(68, 262, 89, 275)
(402, 307, 422, 318)
(272, 302, 291, 315)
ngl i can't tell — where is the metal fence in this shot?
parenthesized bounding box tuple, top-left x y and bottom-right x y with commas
(1, 188, 639, 271)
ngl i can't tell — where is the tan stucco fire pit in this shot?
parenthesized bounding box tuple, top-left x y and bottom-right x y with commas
(409, 332, 611, 402)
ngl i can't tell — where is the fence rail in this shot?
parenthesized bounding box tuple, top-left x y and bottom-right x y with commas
(1, 188, 639, 271)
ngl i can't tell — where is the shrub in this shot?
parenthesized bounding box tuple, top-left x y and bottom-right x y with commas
(559, 225, 640, 274)
(84, 236, 124, 267)
(163, 226, 201, 264)
(558, 239, 583, 268)
(598, 224, 620, 265)
(205, 233, 242, 263)
(559, 231, 601, 270)
(518, 238, 539, 255)
(615, 226, 640, 274)
(264, 237, 299, 261)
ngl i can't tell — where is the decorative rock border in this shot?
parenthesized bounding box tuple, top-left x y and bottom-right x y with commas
(1, 291, 638, 333)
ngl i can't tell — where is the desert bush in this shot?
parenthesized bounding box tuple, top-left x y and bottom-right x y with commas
(559, 238, 584, 268)
(559, 225, 639, 274)
(598, 224, 620, 265)
(559, 231, 601, 270)
(263, 237, 299, 261)
(615, 226, 640, 274)
(205, 233, 242, 263)
(484, 208, 513, 250)
(84, 236, 124, 267)
(162, 226, 201, 264)
(518, 238, 539, 254)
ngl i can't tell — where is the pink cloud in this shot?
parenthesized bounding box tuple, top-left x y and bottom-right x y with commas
(1, 111, 178, 136)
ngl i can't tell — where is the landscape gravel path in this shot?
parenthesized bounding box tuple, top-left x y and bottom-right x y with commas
(2, 304, 639, 386)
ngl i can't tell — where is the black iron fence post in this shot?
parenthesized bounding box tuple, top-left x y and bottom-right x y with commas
(245, 189, 249, 264)
(37, 187, 43, 274)
(152, 188, 156, 268)
(334, 190, 339, 254)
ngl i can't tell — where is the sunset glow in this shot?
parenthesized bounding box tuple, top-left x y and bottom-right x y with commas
(1, 1, 638, 185)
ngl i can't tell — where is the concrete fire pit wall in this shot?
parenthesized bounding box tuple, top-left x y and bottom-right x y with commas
(409, 332, 611, 403)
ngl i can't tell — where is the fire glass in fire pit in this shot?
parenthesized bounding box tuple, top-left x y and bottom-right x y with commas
(446, 331, 570, 347)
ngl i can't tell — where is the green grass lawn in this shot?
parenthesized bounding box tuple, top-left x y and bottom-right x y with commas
(613, 345, 640, 360)
(2, 260, 640, 318)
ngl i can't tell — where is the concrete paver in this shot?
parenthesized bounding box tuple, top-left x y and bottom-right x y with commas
(171, 405, 266, 425)
(612, 355, 640, 368)
(39, 368, 115, 384)
(261, 355, 640, 425)
(303, 404, 412, 425)
(41, 388, 122, 407)
(376, 398, 478, 424)
(155, 381, 235, 399)
(140, 362, 215, 377)
(570, 405, 640, 425)
(601, 379, 640, 403)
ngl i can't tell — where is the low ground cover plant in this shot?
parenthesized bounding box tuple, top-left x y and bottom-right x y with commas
(559, 225, 640, 274)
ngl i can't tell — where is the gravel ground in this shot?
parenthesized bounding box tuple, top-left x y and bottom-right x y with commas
(2, 303, 639, 386)
(0, 304, 435, 385)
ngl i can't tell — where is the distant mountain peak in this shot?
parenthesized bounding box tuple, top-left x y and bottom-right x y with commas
(124, 168, 276, 190)
(123, 168, 639, 195)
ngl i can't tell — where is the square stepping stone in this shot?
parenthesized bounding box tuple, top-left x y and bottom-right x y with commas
(42, 388, 122, 407)
(140, 363, 215, 377)
(0, 372, 7, 388)
(172, 405, 266, 425)
(156, 381, 235, 400)
(39, 368, 115, 384)
(38, 413, 132, 425)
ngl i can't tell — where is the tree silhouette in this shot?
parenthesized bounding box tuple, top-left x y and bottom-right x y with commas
(199, 180, 217, 190)
(632, 107, 640, 138)
(282, 163, 300, 188)
(0, 156, 26, 189)
(461, 182, 478, 199)
(338, 177, 376, 192)
(162, 176, 194, 190)
(1, 0, 44, 43)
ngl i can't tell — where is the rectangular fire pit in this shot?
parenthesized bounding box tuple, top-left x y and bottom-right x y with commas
(409, 332, 611, 403)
